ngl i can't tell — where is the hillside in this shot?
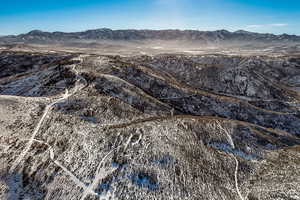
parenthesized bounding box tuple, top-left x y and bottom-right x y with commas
(0, 49, 300, 199)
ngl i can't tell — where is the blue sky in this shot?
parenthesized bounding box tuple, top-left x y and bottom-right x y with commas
(1, 0, 300, 35)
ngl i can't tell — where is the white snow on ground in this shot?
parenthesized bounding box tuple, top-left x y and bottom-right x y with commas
(9, 56, 87, 173)
(7, 56, 118, 199)
(215, 121, 246, 200)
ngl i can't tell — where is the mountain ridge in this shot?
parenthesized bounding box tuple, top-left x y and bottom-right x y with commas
(1, 28, 300, 44)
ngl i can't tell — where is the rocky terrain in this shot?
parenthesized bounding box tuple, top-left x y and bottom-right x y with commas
(0, 37, 300, 199)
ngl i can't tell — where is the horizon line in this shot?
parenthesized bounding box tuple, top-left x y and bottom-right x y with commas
(2, 28, 300, 37)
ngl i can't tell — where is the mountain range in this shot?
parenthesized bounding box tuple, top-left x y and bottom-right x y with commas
(1, 28, 300, 44)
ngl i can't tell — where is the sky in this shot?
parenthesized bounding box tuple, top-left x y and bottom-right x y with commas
(1, 0, 300, 35)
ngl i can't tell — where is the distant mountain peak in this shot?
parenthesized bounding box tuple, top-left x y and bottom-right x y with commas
(216, 29, 231, 33)
(27, 30, 45, 35)
(1, 28, 300, 44)
(234, 30, 255, 34)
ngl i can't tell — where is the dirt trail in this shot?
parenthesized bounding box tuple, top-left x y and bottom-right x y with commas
(4, 55, 116, 199)
(9, 56, 87, 173)
(103, 114, 299, 140)
(80, 149, 116, 200)
(215, 121, 245, 200)
(29, 139, 92, 194)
